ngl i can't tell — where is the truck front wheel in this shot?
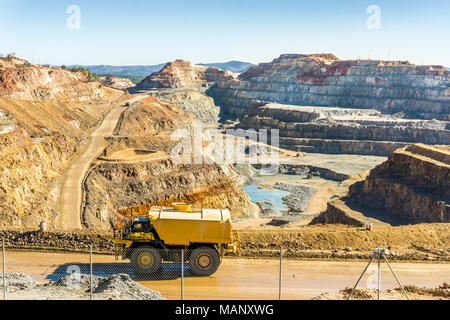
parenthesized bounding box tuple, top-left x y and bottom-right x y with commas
(130, 246, 162, 275)
(189, 246, 220, 276)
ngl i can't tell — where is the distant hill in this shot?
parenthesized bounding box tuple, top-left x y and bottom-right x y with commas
(67, 64, 166, 79)
(198, 61, 254, 73)
(68, 60, 255, 80)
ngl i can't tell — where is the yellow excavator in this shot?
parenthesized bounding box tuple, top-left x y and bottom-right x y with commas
(113, 203, 239, 276)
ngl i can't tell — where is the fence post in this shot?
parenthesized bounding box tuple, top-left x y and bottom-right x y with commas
(2, 239, 5, 300)
(90, 245, 93, 300)
(377, 250, 381, 300)
(181, 248, 184, 301)
(279, 246, 282, 300)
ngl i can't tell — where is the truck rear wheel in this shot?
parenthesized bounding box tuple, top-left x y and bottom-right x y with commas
(189, 246, 220, 276)
(131, 246, 162, 275)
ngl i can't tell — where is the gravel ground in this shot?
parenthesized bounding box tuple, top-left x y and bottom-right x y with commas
(274, 183, 317, 213)
(0, 272, 165, 300)
(263, 183, 317, 226)
(314, 284, 450, 300)
(0, 273, 38, 292)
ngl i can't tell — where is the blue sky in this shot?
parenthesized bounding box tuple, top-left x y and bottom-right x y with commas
(1, 0, 449, 66)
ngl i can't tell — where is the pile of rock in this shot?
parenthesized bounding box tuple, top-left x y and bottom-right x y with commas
(274, 183, 317, 213)
(0, 273, 38, 293)
(0, 230, 114, 253)
(0, 272, 165, 300)
(94, 274, 164, 300)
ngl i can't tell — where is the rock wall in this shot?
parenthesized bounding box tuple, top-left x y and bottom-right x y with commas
(277, 164, 350, 181)
(279, 137, 408, 156)
(237, 103, 449, 156)
(242, 116, 449, 144)
(98, 75, 135, 90)
(0, 57, 109, 102)
(116, 96, 195, 136)
(310, 200, 367, 227)
(314, 144, 450, 225)
(127, 54, 449, 156)
(209, 54, 450, 120)
(82, 158, 250, 229)
(133, 60, 231, 123)
(347, 144, 449, 223)
(150, 90, 220, 124)
(135, 60, 235, 91)
(0, 97, 114, 229)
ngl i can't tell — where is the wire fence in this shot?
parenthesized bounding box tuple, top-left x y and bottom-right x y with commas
(0, 240, 445, 300)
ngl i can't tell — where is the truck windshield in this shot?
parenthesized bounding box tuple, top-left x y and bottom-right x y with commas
(131, 222, 152, 233)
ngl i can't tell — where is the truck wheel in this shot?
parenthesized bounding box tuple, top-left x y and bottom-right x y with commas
(189, 246, 220, 276)
(130, 246, 162, 275)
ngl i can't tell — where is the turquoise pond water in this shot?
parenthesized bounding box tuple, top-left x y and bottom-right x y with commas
(242, 184, 289, 214)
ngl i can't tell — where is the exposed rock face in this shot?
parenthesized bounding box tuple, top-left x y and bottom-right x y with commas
(83, 158, 250, 229)
(82, 96, 250, 230)
(116, 96, 195, 136)
(310, 199, 388, 227)
(133, 60, 232, 123)
(313, 144, 450, 226)
(0, 109, 17, 134)
(277, 164, 350, 181)
(136, 60, 236, 91)
(150, 90, 220, 123)
(98, 75, 135, 90)
(209, 54, 450, 120)
(347, 144, 449, 223)
(134, 55, 449, 156)
(238, 103, 449, 156)
(0, 57, 107, 101)
(0, 97, 118, 229)
(0, 57, 126, 230)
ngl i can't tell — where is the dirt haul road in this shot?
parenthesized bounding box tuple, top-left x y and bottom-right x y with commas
(4, 251, 449, 300)
(56, 95, 147, 230)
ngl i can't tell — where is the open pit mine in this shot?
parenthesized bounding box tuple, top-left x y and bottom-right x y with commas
(0, 53, 449, 300)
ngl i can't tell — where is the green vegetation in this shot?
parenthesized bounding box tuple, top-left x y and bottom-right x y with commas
(0, 53, 15, 62)
(87, 72, 99, 82)
(67, 66, 89, 73)
(14, 62, 32, 68)
(61, 65, 98, 82)
(119, 75, 144, 84)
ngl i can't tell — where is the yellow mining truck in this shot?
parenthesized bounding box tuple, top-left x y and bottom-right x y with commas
(113, 203, 238, 276)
